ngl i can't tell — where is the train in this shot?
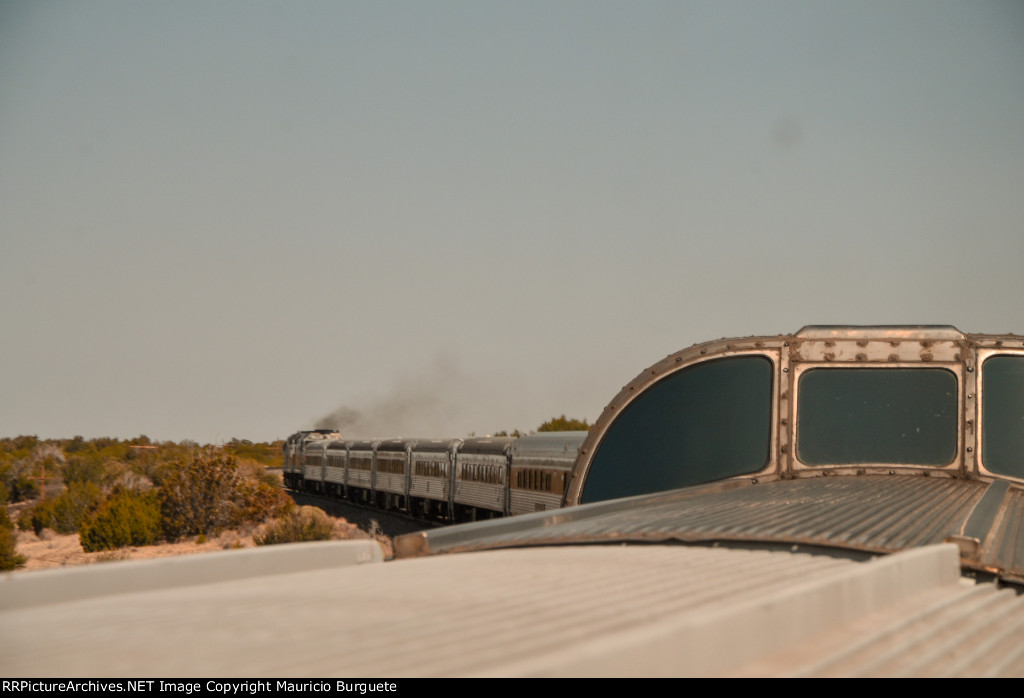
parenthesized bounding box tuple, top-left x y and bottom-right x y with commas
(282, 429, 588, 522)
(12, 324, 1024, 676)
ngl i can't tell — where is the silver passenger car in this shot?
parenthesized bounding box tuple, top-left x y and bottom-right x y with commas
(323, 439, 348, 498)
(509, 431, 587, 515)
(345, 439, 380, 504)
(408, 438, 462, 519)
(374, 438, 417, 510)
(454, 437, 515, 520)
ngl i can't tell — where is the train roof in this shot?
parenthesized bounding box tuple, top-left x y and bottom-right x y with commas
(377, 438, 417, 452)
(511, 431, 588, 458)
(346, 439, 382, 451)
(6, 539, 1024, 676)
(458, 436, 515, 455)
(412, 438, 463, 453)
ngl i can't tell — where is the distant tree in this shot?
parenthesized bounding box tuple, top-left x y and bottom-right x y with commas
(537, 415, 591, 432)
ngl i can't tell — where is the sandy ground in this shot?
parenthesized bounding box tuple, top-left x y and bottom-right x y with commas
(12, 528, 260, 571)
(8, 507, 390, 572)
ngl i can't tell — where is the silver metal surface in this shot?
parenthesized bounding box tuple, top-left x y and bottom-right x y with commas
(13, 542, 1013, 677)
(399, 474, 1024, 582)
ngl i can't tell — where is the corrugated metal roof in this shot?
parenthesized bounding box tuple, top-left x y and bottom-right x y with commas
(7, 541, 1024, 677)
(985, 486, 1024, 582)
(399, 475, 1024, 581)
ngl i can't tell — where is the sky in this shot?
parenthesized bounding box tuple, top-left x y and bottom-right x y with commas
(2, 1, 1023, 444)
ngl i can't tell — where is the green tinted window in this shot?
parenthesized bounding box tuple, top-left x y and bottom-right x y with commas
(580, 356, 773, 504)
(982, 356, 1024, 477)
(797, 368, 957, 465)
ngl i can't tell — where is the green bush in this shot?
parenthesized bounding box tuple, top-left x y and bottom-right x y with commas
(79, 490, 161, 552)
(18, 500, 55, 535)
(49, 482, 104, 534)
(254, 506, 335, 546)
(0, 525, 26, 570)
(15, 482, 103, 536)
(7, 475, 39, 503)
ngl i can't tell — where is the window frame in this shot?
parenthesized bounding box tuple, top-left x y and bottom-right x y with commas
(575, 350, 780, 504)
(790, 362, 963, 472)
(977, 349, 1024, 480)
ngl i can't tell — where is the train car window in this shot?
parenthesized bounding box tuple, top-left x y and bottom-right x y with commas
(797, 368, 957, 465)
(580, 355, 773, 504)
(982, 356, 1024, 478)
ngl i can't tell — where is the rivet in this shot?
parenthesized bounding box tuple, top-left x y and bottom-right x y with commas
(783, 367, 789, 373)
(966, 447, 973, 453)
(968, 393, 974, 399)
(967, 366, 974, 372)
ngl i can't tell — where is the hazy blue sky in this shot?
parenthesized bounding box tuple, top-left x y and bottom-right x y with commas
(2, 1, 1023, 443)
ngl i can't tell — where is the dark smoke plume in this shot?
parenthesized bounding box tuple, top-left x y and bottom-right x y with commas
(313, 355, 469, 438)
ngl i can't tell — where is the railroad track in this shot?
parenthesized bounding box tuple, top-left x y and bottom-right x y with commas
(282, 487, 438, 538)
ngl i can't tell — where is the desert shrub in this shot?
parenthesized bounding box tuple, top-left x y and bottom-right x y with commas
(233, 463, 293, 524)
(6, 475, 39, 503)
(254, 506, 335, 546)
(0, 481, 8, 505)
(79, 490, 161, 552)
(159, 451, 240, 541)
(48, 481, 104, 534)
(1, 498, 26, 570)
(160, 451, 291, 541)
(62, 455, 107, 487)
(15, 482, 103, 536)
(0, 525, 26, 570)
(18, 500, 55, 535)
